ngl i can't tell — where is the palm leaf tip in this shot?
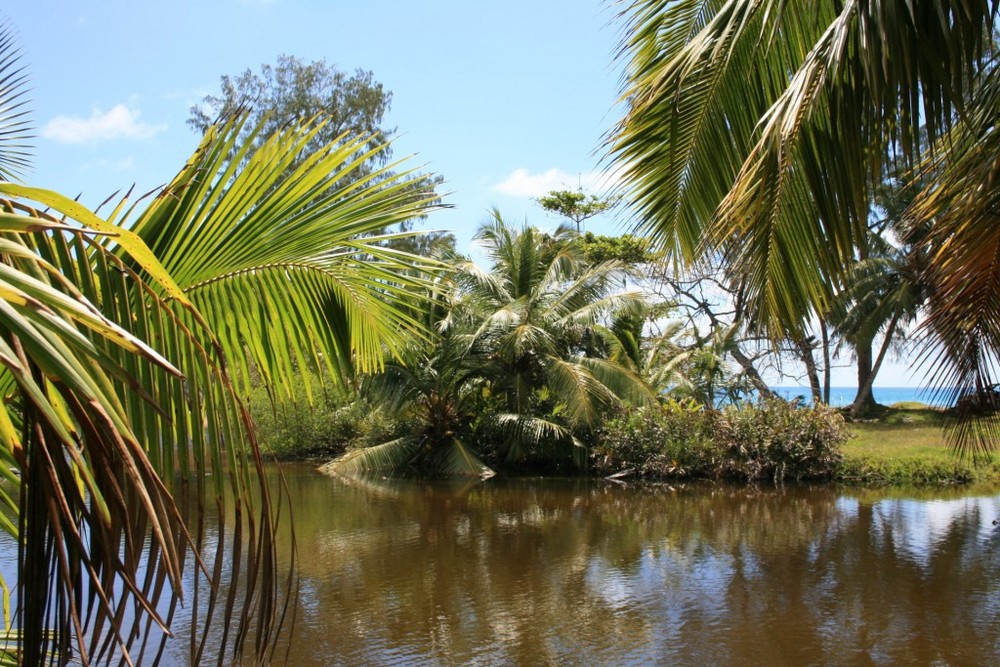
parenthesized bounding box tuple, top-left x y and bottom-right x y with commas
(0, 18, 33, 181)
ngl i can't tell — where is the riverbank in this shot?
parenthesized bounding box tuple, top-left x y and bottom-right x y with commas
(839, 404, 1000, 485)
(258, 402, 1000, 487)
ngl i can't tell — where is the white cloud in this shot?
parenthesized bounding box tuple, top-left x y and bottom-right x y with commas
(492, 168, 619, 198)
(42, 105, 166, 144)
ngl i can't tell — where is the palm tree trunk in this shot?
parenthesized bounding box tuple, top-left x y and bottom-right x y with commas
(851, 312, 902, 417)
(796, 337, 823, 403)
(821, 319, 832, 405)
(851, 340, 878, 416)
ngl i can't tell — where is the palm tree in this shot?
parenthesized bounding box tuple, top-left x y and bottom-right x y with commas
(608, 0, 998, 455)
(462, 211, 656, 466)
(0, 31, 441, 665)
(828, 174, 930, 416)
(326, 270, 495, 479)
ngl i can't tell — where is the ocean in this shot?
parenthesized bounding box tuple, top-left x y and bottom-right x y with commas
(770, 386, 951, 408)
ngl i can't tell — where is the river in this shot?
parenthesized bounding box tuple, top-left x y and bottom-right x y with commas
(155, 465, 1000, 665)
(5, 464, 998, 665)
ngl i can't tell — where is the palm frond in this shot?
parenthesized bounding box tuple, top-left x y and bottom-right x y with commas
(577, 355, 658, 409)
(126, 114, 443, 396)
(0, 192, 285, 665)
(324, 436, 421, 476)
(543, 358, 609, 429)
(610, 0, 997, 335)
(0, 19, 32, 180)
(908, 65, 1000, 459)
(430, 438, 495, 478)
(492, 413, 576, 462)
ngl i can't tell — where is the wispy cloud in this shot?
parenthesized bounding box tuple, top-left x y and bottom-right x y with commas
(42, 105, 166, 144)
(492, 168, 616, 198)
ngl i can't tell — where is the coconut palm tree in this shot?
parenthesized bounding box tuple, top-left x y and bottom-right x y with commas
(609, 0, 998, 455)
(828, 173, 931, 416)
(0, 28, 441, 664)
(326, 266, 495, 479)
(462, 211, 656, 465)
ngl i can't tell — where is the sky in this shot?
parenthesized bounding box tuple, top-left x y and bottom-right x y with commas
(5, 0, 625, 240)
(2, 0, 920, 387)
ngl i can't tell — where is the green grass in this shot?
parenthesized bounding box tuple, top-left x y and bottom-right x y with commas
(839, 404, 1000, 485)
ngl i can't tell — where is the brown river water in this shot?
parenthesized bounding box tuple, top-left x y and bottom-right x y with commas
(161, 464, 1000, 666)
(9, 464, 1000, 665)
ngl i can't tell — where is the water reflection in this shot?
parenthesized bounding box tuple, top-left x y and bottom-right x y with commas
(158, 469, 1000, 664)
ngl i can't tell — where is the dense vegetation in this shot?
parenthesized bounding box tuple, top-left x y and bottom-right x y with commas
(2, 1, 999, 664)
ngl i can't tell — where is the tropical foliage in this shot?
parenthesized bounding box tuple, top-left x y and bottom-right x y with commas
(0, 30, 441, 663)
(609, 0, 999, 456)
(591, 399, 846, 482)
(327, 212, 658, 476)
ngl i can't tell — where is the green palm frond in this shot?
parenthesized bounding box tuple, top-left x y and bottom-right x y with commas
(0, 95, 446, 661)
(492, 412, 577, 463)
(0, 192, 285, 665)
(907, 65, 1000, 459)
(325, 436, 421, 475)
(545, 358, 611, 429)
(610, 0, 997, 335)
(126, 113, 443, 399)
(577, 355, 658, 409)
(0, 20, 31, 180)
(430, 438, 494, 478)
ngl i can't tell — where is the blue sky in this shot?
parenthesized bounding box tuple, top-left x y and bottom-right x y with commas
(5, 0, 626, 248)
(3, 0, 919, 387)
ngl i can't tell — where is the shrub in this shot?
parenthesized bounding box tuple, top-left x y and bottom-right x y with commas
(590, 399, 714, 478)
(714, 400, 847, 482)
(591, 399, 848, 482)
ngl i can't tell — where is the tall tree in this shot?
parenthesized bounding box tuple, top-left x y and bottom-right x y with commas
(829, 173, 930, 416)
(537, 189, 617, 232)
(190, 54, 444, 245)
(189, 55, 392, 172)
(609, 0, 998, 455)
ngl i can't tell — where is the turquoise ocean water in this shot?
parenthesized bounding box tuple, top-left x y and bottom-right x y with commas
(770, 386, 951, 408)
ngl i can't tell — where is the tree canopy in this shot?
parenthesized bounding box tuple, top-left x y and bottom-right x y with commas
(537, 189, 617, 232)
(189, 54, 393, 173)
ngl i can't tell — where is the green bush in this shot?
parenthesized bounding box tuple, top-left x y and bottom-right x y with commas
(714, 400, 846, 482)
(591, 399, 848, 482)
(246, 368, 419, 459)
(590, 399, 714, 478)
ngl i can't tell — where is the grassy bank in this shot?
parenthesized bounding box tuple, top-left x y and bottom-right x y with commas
(839, 404, 1000, 485)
